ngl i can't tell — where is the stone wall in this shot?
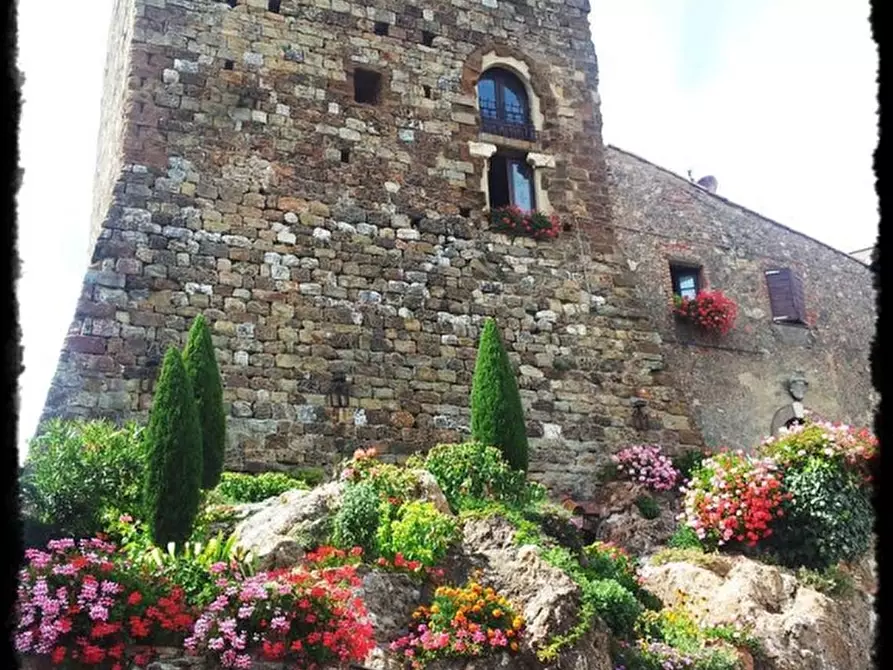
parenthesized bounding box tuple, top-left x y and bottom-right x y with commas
(41, 0, 700, 498)
(607, 146, 877, 451)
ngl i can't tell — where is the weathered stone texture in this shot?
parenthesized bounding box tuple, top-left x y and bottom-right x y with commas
(42, 0, 699, 498)
(608, 147, 876, 450)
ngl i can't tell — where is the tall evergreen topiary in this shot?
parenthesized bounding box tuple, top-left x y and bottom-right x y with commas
(183, 314, 226, 489)
(143, 346, 204, 546)
(470, 318, 529, 471)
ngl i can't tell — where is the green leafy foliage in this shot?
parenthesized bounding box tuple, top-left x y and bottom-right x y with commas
(143, 347, 204, 547)
(288, 465, 327, 487)
(668, 525, 704, 550)
(767, 459, 873, 569)
(107, 514, 255, 608)
(20, 419, 146, 542)
(413, 442, 542, 513)
(341, 449, 420, 502)
(214, 471, 309, 503)
(795, 564, 855, 598)
(377, 500, 459, 567)
(470, 318, 529, 471)
(183, 314, 227, 490)
(582, 578, 642, 638)
(332, 482, 382, 556)
(635, 494, 661, 520)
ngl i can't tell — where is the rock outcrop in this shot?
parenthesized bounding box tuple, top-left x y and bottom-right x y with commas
(232, 480, 344, 570)
(639, 553, 877, 670)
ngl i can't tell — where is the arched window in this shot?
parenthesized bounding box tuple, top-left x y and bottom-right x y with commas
(477, 68, 536, 141)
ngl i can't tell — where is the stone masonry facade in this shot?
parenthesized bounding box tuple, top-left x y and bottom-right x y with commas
(42, 0, 703, 498)
(608, 147, 877, 451)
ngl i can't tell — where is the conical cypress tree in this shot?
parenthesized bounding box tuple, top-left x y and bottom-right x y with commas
(143, 346, 203, 546)
(470, 318, 529, 471)
(184, 314, 226, 490)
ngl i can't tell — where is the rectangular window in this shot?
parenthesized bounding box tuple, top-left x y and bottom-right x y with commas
(670, 264, 701, 300)
(353, 68, 382, 105)
(488, 153, 535, 211)
(765, 268, 807, 324)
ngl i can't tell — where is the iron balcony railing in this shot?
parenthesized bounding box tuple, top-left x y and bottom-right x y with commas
(479, 98, 537, 142)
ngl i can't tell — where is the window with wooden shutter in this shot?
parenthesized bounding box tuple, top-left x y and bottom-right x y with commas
(765, 269, 806, 324)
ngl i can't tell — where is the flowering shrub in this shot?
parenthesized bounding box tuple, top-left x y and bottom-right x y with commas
(489, 205, 561, 240)
(680, 450, 790, 548)
(612, 445, 679, 492)
(759, 420, 877, 484)
(377, 501, 459, 567)
(390, 582, 525, 669)
(672, 290, 738, 336)
(340, 448, 420, 504)
(185, 563, 375, 669)
(584, 542, 641, 593)
(15, 538, 195, 668)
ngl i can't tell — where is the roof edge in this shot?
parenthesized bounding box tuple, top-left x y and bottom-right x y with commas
(605, 144, 875, 269)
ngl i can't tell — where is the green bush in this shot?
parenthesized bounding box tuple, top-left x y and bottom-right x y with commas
(668, 524, 704, 550)
(20, 419, 146, 541)
(583, 578, 642, 639)
(214, 471, 309, 503)
(414, 441, 541, 513)
(332, 482, 381, 556)
(672, 448, 707, 483)
(469, 318, 529, 471)
(767, 459, 873, 569)
(289, 466, 327, 487)
(183, 314, 227, 490)
(377, 500, 459, 567)
(635, 494, 661, 520)
(143, 346, 204, 546)
(341, 451, 420, 503)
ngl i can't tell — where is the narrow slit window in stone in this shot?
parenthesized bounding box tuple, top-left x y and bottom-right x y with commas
(268, 0, 281, 12)
(340, 148, 350, 164)
(421, 31, 436, 46)
(374, 22, 389, 36)
(423, 85, 432, 99)
(223, 59, 234, 70)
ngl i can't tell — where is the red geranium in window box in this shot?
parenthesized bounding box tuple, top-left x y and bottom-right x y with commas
(489, 205, 560, 240)
(673, 290, 738, 336)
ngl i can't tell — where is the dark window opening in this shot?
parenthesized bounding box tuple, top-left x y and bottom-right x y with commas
(268, 0, 281, 12)
(477, 67, 536, 141)
(766, 268, 807, 324)
(488, 153, 535, 211)
(223, 59, 234, 70)
(459, 207, 471, 218)
(374, 21, 389, 36)
(421, 31, 436, 46)
(340, 148, 350, 164)
(423, 84, 432, 99)
(354, 68, 382, 105)
(222, 0, 238, 7)
(670, 264, 701, 300)
(410, 213, 423, 227)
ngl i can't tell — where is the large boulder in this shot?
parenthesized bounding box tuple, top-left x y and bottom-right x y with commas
(639, 553, 876, 670)
(232, 480, 344, 570)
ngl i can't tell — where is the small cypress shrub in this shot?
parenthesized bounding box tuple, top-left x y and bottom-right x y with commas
(183, 314, 226, 490)
(470, 318, 529, 471)
(143, 346, 204, 546)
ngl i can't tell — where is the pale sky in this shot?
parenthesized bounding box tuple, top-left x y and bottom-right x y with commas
(16, 0, 878, 461)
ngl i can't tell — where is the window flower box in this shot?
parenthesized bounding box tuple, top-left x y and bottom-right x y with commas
(672, 290, 738, 336)
(489, 205, 560, 240)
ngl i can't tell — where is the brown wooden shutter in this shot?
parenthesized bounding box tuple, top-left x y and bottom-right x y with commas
(765, 268, 806, 323)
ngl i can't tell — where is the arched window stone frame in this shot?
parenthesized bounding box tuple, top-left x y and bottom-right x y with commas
(476, 53, 545, 133)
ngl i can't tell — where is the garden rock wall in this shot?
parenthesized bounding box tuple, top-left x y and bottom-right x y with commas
(42, 0, 701, 498)
(639, 554, 877, 670)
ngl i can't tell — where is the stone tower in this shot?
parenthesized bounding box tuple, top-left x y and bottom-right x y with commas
(42, 0, 700, 496)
